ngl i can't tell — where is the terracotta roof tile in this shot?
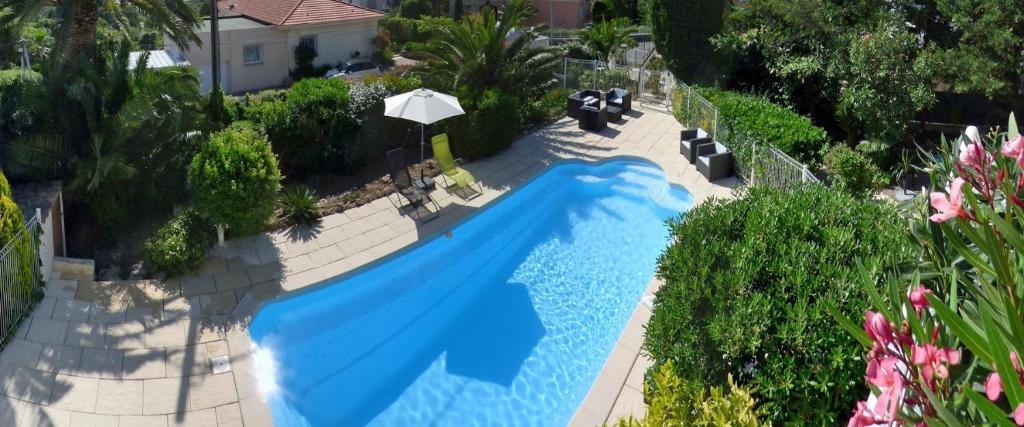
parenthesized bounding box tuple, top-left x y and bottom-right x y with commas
(218, 0, 385, 26)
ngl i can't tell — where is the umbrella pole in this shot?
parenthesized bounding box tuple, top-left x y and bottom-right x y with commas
(420, 123, 426, 180)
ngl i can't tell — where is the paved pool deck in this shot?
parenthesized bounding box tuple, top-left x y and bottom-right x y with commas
(0, 105, 739, 426)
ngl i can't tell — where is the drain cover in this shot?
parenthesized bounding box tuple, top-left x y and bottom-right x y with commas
(212, 355, 231, 374)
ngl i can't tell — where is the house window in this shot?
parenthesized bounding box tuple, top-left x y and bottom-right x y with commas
(243, 43, 263, 65)
(299, 35, 317, 54)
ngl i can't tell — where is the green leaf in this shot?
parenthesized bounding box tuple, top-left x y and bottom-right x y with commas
(984, 308, 1024, 406)
(927, 293, 992, 361)
(921, 383, 965, 427)
(826, 303, 872, 348)
(990, 213, 1024, 254)
(964, 389, 1015, 427)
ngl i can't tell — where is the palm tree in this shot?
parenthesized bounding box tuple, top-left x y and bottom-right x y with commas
(1, 0, 201, 72)
(579, 17, 637, 63)
(407, 0, 561, 103)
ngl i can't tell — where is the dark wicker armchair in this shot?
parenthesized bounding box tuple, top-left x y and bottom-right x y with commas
(567, 90, 602, 119)
(605, 88, 632, 113)
(696, 142, 734, 181)
(578, 105, 608, 132)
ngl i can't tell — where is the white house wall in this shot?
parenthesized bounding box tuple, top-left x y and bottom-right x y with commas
(285, 19, 379, 69)
(176, 18, 380, 94)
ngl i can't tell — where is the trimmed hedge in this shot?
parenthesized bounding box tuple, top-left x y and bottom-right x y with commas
(142, 208, 214, 277)
(443, 89, 522, 160)
(645, 186, 913, 425)
(698, 87, 829, 165)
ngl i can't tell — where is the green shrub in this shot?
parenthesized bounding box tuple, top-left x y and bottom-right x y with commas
(824, 144, 885, 199)
(679, 87, 829, 166)
(143, 208, 213, 277)
(278, 185, 320, 225)
(444, 89, 522, 159)
(522, 88, 572, 126)
(855, 139, 897, 172)
(615, 362, 760, 427)
(645, 186, 912, 425)
(188, 122, 282, 236)
(0, 168, 9, 198)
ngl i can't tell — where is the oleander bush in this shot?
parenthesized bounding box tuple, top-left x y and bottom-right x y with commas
(188, 122, 282, 237)
(644, 185, 913, 425)
(142, 208, 214, 276)
(823, 144, 885, 199)
(679, 87, 829, 166)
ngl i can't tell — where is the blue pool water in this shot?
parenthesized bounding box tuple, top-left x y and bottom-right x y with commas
(248, 158, 693, 426)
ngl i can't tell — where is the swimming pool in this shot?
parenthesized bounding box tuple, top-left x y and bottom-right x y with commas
(248, 158, 693, 426)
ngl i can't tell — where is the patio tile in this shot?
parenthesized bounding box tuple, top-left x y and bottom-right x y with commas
(188, 373, 237, 410)
(146, 321, 188, 348)
(64, 322, 105, 348)
(180, 275, 217, 297)
(44, 278, 77, 300)
(69, 412, 118, 427)
(165, 345, 210, 377)
(162, 296, 202, 321)
(244, 263, 282, 285)
(199, 291, 237, 317)
(36, 344, 81, 374)
(123, 348, 167, 380)
(49, 373, 98, 412)
(88, 304, 127, 324)
(167, 408, 217, 426)
(212, 269, 250, 292)
(216, 402, 243, 426)
(119, 415, 169, 427)
(238, 394, 273, 427)
(106, 321, 147, 349)
(26, 317, 69, 345)
(79, 348, 123, 379)
(4, 367, 56, 404)
(0, 339, 43, 367)
(96, 379, 144, 415)
(30, 297, 57, 318)
(143, 376, 190, 415)
(51, 299, 92, 321)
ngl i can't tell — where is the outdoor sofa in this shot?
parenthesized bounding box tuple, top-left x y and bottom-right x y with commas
(578, 105, 608, 132)
(567, 90, 602, 119)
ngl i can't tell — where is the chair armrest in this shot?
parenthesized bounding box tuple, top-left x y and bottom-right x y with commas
(706, 151, 733, 163)
(696, 143, 718, 156)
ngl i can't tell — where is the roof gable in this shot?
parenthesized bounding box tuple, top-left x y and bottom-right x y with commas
(219, 0, 385, 26)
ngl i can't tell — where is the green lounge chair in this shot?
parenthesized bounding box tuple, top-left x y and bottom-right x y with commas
(432, 134, 484, 197)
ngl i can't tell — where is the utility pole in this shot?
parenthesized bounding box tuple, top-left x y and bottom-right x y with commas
(210, 0, 220, 91)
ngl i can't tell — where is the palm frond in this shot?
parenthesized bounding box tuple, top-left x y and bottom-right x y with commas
(4, 133, 69, 180)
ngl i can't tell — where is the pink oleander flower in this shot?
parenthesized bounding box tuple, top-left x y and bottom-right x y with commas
(848, 401, 885, 427)
(866, 356, 903, 389)
(929, 178, 967, 223)
(911, 344, 961, 386)
(864, 311, 894, 345)
(1015, 403, 1024, 426)
(986, 372, 1003, 401)
(960, 141, 991, 171)
(909, 285, 932, 310)
(1004, 134, 1024, 159)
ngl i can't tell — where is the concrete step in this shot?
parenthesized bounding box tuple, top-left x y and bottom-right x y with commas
(52, 257, 95, 277)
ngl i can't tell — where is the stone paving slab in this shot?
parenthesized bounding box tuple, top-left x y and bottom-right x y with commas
(0, 106, 739, 426)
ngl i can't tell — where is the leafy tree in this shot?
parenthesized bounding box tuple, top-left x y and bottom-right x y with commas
(837, 23, 934, 142)
(2, 39, 205, 236)
(188, 122, 281, 240)
(408, 0, 559, 103)
(399, 0, 434, 18)
(592, 0, 641, 23)
(922, 0, 1024, 100)
(649, 0, 727, 84)
(579, 18, 636, 63)
(0, 0, 200, 73)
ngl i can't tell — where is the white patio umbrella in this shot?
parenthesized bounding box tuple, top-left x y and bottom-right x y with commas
(384, 89, 466, 170)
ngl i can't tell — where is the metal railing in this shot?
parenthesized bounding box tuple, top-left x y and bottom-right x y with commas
(0, 212, 42, 344)
(673, 80, 821, 187)
(559, 57, 673, 107)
